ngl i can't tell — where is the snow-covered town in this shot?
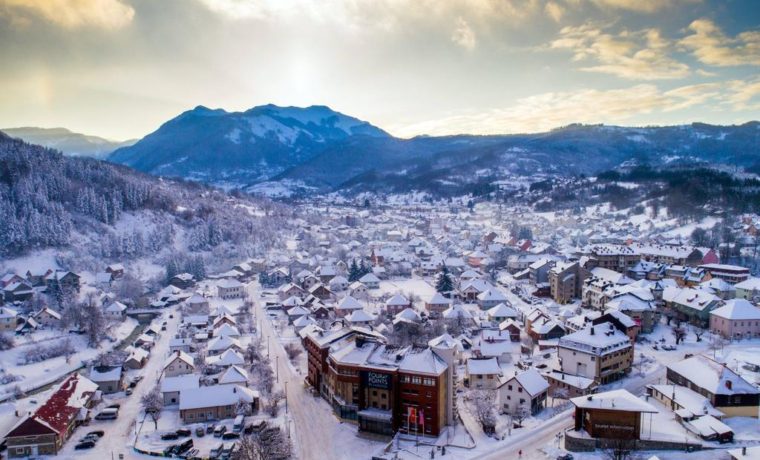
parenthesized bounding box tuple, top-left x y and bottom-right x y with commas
(2, 2, 760, 459)
(0, 198, 759, 460)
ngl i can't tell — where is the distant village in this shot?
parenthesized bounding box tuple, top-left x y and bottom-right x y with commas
(0, 200, 759, 460)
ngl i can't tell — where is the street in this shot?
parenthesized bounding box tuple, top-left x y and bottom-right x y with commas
(57, 307, 181, 460)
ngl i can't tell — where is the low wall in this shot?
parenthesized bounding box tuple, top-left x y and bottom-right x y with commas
(565, 429, 704, 453)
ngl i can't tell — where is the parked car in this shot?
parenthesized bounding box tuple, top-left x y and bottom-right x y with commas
(176, 428, 191, 437)
(206, 424, 216, 434)
(222, 432, 240, 440)
(161, 432, 179, 441)
(95, 408, 119, 420)
(213, 425, 227, 437)
(106, 404, 121, 409)
(125, 388, 133, 396)
(86, 430, 105, 438)
(79, 434, 99, 443)
(175, 439, 194, 455)
(557, 454, 574, 460)
(195, 426, 206, 437)
(75, 441, 96, 450)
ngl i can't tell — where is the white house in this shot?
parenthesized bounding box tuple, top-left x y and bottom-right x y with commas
(466, 357, 501, 389)
(499, 369, 549, 415)
(217, 279, 244, 300)
(163, 350, 195, 377)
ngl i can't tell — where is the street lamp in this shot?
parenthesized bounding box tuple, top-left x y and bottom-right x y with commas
(276, 355, 279, 382)
(284, 381, 288, 414)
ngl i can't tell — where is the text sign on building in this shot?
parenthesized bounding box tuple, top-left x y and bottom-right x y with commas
(363, 371, 391, 390)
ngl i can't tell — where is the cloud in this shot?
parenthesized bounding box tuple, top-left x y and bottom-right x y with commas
(0, 0, 135, 29)
(451, 17, 476, 50)
(544, 1, 564, 22)
(724, 78, 760, 111)
(390, 82, 726, 136)
(680, 18, 760, 67)
(587, 0, 699, 13)
(551, 23, 690, 80)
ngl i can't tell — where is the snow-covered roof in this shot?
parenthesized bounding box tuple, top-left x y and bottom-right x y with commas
(337, 295, 364, 311)
(89, 365, 122, 383)
(487, 303, 518, 318)
(161, 374, 200, 393)
(710, 299, 760, 320)
(217, 278, 243, 289)
(559, 322, 629, 355)
(347, 309, 375, 323)
(570, 389, 657, 413)
(218, 365, 249, 384)
(164, 351, 194, 370)
(179, 385, 258, 410)
(509, 369, 549, 396)
(668, 355, 759, 396)
(207, 348, 245, 367)
(359, 273, 380, 283)
(386, 293, 410, 306)
(467, 357, 501, 376)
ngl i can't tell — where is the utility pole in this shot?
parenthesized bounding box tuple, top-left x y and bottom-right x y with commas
(276, 355, 279, 382)
(285, 381, 289, 414)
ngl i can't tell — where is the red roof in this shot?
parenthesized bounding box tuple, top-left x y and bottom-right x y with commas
(8, 373, 97, 439)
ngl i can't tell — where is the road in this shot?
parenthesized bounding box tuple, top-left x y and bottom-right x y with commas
(57, 306, 181, 460)
(249, 281, 386, 460)
(472, 365, 666, 460)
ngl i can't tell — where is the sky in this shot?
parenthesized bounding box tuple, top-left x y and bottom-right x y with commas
(0, 0, 759, 141)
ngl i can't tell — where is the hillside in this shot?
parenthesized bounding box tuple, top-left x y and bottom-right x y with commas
(0, 132, 284, 273)
(1, 127, 134, 159)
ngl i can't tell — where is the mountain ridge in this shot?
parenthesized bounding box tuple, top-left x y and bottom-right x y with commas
(1, 127, 136, 159)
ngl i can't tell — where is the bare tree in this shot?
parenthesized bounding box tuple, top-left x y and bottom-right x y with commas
(602, 438, 639, 460)
(284, 343, 302, 363)
(672, 325, 686, 345)
(141, 386, 164, 430)
(691, 325, 705, 342)
(511, 404, 530, 427)
(0, 334, 15, 351)
(471, 390, 497, 435)
(235, 427, 292, 460)
(264, 391, 285, 418)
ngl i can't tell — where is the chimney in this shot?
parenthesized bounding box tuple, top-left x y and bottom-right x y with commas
(590, 327, 595, 335)
(233, 387, 237, 393)
(726, 380, 733, 390)
(743, 447, 747, 455)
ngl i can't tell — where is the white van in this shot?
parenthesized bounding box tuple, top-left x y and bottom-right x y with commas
(232, 415, 245, 433)
(95, 408, 119, 420)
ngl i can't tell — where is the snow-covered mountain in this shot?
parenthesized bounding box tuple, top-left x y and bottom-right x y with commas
(108, 104, 389, 187)
(2, 127, 135, 159)
(108, 106, 760, 194)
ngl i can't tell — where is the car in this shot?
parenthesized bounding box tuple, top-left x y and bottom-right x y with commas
(213, 425, 227, 437)
(169, 314, 174, 318)
(94, 408, 119, 420)
(125, 388, 133, 396)
(86, 430, 105, 438)
(79, 434, 99, 443)
(176, 428, 191, 437)
(557, 454, 574, 460)
(161, 432, 179, 441)
(133, 375, 144, 383)
(222, 432, 240, 440)
(206, 424, 216, 434)
(161, 325, 167, 331)
(106, 404, 121, 409)
(75, 441, 96, 450)
(195, 426, 205, 437)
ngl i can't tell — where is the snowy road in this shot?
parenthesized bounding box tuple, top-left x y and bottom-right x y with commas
(472, 364, 666, 460)
(250, 282, 387, 460)
(57, 307, 180, 460)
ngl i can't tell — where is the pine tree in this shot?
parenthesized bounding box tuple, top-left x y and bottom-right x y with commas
(348, 259, 360, 282)
(165, 259, 179, 284)
(435, 265, 454, 294)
